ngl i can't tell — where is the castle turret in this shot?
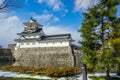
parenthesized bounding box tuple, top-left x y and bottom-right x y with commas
(17, 17, 45, 39)
(23, 17, 43, 32)
(15, 18, 46, 49)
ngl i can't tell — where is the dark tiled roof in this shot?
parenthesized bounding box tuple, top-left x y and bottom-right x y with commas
(41, 34, 72, 40)
(17, 28, 42, 35)
(15, 38, 72, 42)
(15, 34, 73, 42)
(23, 22, 43, 27)
(23, 18, 43, 27)
(23, 28, 42, 34)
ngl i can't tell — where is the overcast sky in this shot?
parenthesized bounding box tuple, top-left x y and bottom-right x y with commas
(0, 0, 120, 48)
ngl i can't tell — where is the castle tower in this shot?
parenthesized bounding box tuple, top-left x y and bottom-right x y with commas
(15, 18, 45, 49)
(14, 18, 79, 67)
(15, 18, 73, 49)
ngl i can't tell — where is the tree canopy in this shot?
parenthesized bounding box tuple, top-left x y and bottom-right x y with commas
(79, 0, 120, 80)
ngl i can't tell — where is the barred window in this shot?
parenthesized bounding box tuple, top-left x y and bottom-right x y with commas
(26, 42, 29, 45)
(21, 43, 24, 45)
(32, 42, 35, 45)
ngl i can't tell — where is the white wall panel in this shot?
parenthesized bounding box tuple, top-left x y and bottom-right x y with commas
(15, 41, 70, 50)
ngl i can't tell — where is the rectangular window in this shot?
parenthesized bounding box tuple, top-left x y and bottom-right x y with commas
(34, 35, 36, 37)
(26, 42, 29, 45)
(21, 43, 24, 45)
(32, 42, 35, 45)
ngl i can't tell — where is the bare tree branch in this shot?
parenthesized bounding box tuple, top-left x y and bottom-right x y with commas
(0, 0, 21, 13)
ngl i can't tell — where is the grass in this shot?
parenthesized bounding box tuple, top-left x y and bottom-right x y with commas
(0, 65, 81, 78)
(89, 76, 120, 80)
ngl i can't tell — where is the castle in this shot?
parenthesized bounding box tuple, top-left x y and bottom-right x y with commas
(13, 18, 81, 67)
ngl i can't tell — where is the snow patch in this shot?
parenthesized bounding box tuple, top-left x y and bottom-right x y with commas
(0, 70, 52, 79)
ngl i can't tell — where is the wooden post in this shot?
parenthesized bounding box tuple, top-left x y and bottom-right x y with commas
(82, 64, 87, 80)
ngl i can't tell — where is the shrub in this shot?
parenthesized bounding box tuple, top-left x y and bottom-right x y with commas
(0, 65, 12, 71)
(0, 66, 81, 77)
(45, 67, 59, 77)
(45, 67, 81, 77)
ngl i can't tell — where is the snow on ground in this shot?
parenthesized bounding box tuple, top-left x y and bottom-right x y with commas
(0, 70, 52, 79)
(0, 70, 120, 80)
(0, 70, 91, 80)
(88, 73, 120, 77)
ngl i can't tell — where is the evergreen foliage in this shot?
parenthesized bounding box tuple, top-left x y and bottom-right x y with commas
(79, 0, 120, 79)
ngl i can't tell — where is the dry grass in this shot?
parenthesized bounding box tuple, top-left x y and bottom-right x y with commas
(0, 66, 81, 77)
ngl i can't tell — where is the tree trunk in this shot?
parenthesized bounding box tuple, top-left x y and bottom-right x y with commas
(106, 68, 110, 80)
(82, 64, 87, 80)
(117, 64, 120, 75)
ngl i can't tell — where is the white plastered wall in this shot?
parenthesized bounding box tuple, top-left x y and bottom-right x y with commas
(15, 41, 70, 50)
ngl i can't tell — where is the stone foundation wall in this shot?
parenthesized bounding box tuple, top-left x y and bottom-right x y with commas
(0, 49, 15, 61)
(8, 44, 16, 54)
(13, 46, 75, 67)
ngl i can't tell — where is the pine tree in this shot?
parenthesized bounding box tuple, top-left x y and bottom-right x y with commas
(79, 0, 120, 80)
(111, 17, 120, 75)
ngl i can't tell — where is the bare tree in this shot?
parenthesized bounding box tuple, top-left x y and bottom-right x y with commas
(0, 0, 20, 12)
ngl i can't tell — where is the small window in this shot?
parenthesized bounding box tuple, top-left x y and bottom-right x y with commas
(26, 42, 29, 45)
(35, 25, 38, 28)
(32, 42, 35, 45)
(21, 43, 24, 45)
(33, 35, 37, 38)
(27, 35, 30, 37)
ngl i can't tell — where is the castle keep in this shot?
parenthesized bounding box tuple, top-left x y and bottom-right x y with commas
(13, 18, 81, 67)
